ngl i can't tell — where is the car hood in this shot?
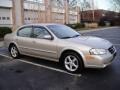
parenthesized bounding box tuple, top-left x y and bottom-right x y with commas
(65, 36, 112, 49)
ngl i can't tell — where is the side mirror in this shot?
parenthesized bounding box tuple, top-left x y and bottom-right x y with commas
(43, 35, 53, 40)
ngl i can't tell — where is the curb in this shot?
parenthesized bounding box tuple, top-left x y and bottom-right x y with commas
(78, 26, 120, 33)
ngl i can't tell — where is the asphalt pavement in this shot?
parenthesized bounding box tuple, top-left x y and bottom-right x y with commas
(0, 27, 120, 90)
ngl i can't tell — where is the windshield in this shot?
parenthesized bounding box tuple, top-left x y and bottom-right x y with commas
(47, 24, 80, 39)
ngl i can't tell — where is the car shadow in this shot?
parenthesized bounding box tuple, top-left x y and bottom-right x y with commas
(18, 55, 116, 76)
(82, 65, 116, 77)
(19, 55, 64, 70)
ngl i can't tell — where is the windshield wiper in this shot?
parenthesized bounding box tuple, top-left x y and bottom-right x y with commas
(61, 36, 72, 39)
(61, 35, 80, 39)
(72, 34, 80, 38)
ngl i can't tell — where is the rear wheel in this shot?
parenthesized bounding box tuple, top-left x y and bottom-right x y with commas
(9, 45, 20, 58)
(62, 52, 84, 73)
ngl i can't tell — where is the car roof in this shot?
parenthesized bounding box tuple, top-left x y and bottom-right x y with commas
(21, 23, 63, 27)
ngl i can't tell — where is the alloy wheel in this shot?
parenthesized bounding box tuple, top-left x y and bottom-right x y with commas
(10, 46, 18, 58)
(64, 55, 79, 72)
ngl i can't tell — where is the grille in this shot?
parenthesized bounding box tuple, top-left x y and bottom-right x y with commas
(108, 46, 115, 54)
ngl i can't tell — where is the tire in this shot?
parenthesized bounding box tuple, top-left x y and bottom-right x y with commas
(9, 44, 20, 59)
(62, 52, 84, 73)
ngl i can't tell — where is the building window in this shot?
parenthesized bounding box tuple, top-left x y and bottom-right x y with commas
(2, 17, 6, 20)
(55, 14, 64, 20)
(28, 17, 30, 20)
(0, 17, 1, 20)
(7, 17, 10, 20)
(25, 18, 27, 20)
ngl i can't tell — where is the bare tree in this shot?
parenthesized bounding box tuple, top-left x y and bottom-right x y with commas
(79, 0, 91, 11)
(78, 0, 92, 22)
(54, 0, 78, 9)
(111, 0, 120, 12)
(109, 0, 120, 25)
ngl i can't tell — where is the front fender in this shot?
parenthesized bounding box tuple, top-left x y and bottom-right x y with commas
(59, 47, 87, 66)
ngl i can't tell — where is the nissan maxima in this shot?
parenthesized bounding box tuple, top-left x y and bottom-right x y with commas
(4, 24, 117, 73)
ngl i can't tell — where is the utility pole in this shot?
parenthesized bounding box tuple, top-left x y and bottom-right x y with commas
(77, 6, 80, 23)
(92, 0, 95, 22)
(36, 0, 41, 23)
(64, 0, 69, 24)
(44, 0, 52, 23)
(12, 0, 24, 31)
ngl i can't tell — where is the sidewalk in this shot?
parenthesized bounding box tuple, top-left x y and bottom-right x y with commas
(78, 26, 119, 33)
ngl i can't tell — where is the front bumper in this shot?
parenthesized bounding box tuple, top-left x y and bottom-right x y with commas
(84, 50, 117, 68)
(99, 52, 116, 68)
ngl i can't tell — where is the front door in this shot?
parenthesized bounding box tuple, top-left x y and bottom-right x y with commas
(32, 26, 57, 60)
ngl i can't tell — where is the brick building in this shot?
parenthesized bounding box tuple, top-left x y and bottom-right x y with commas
(81, 9, 119, 23)
(0, 0, 80, 28)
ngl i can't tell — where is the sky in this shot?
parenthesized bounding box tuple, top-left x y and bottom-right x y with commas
(95, 0, 111, 10)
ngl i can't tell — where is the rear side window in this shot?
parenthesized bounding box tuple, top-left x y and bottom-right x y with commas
(17, 27, 32, 37)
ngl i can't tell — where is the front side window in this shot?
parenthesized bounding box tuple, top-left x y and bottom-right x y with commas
(17, 27, 32, 37)
(33, 27, 50, 39)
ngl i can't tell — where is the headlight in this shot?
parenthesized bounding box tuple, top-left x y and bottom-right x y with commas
(89, 48, 107, 55)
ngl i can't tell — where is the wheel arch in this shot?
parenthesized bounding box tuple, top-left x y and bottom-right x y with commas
(8, 42, 18, 51)
(59, 49, 85, 67)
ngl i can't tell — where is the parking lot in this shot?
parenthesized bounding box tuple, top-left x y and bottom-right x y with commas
(0, 27, 120, 90)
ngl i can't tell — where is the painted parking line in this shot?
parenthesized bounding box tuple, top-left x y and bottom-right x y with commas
(114, 44, 120, 46)
(0, 53, 12, 59)
(105, 38, 120, 40)
(17, 59, 82, 77)
(0, 53, 82, 77)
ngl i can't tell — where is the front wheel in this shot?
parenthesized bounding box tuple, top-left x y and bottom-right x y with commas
(9, 45, 20, 58)
(62, 52, 84, 73)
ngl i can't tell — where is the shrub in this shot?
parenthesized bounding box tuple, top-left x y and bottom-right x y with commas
(66, 23, 84, 29)
(0, 27, 12, 38)
(98, 20, 105, 26)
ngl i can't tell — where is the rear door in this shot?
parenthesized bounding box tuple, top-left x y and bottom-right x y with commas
(16, 26, 34, 55)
